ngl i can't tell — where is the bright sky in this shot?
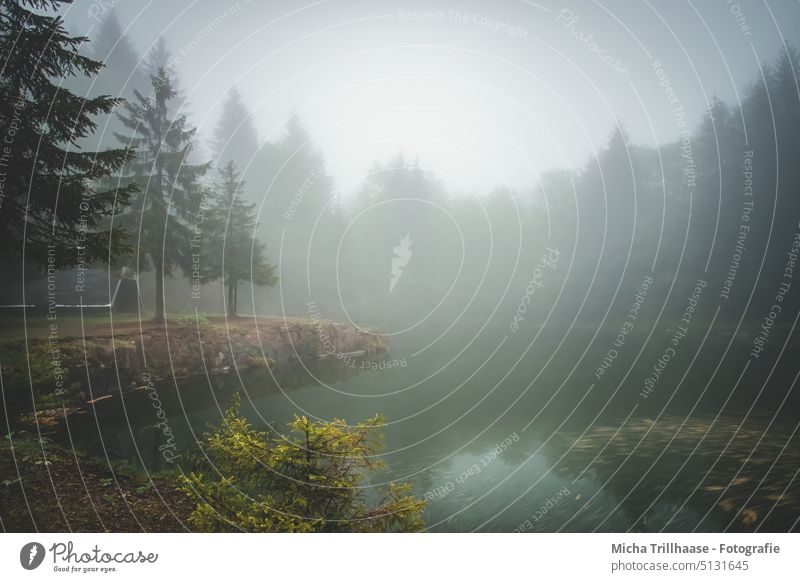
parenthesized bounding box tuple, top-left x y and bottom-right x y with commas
(65, 0, 800, 195)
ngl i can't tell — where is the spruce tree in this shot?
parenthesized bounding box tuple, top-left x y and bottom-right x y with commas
(207, 161, 276, 315)
(142, 37, 186, 117)
(87, 11, 147, 150)
(211, 87, 259, 169)
(0, 0, 136, 268)
(114, 68, 209, 321)
(92, 11, 146, 98)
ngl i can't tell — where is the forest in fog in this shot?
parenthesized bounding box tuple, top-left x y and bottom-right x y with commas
(2, 0, 800, 539)
(4, 10, 800, 339)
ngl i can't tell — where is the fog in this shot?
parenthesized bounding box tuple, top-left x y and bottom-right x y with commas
(9, 0, 800, 408)
(2, 0, 800, 534)
(62, 0, 800, 193)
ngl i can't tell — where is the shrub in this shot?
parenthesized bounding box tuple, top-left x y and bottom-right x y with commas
(180, 395, 425, 532)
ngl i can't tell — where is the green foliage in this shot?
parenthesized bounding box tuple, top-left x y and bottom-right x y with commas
(243, 354, 272, 369)
(114, 65, 210, 319)
(180, 395, 425, 532)
(35, 381, 83, 409)
(174, 313, 210, 329)
(3, 433, 58, 466)
(0, 0, 137, 268)
(204, 162, 277, 315)
(1, 345, 58, 388)
(0, 344, 72, 420)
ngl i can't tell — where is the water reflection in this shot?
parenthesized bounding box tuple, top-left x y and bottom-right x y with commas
(59, 343, 800, 532)
(391, 415, 799, 532)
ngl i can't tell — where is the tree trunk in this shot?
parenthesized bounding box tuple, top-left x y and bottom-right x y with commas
(153, 154, 166, 323)
(154, 257, 165, 322)
(227, 279, 238, 317)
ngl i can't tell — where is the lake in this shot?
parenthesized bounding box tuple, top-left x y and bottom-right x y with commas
(70, 325, 800, 532)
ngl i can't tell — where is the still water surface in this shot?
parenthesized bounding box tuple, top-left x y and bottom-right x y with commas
(77, 329, 800, 532)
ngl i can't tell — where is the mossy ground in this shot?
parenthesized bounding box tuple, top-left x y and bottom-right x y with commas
(0, 431, 192, 532)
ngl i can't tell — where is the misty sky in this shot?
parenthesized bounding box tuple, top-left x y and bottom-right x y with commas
(63, 0, 800, 195)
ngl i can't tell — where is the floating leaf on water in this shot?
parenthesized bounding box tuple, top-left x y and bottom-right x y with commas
(741, 508, 758, 525)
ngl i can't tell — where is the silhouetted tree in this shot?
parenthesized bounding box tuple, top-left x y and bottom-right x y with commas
(142, 37, 186, 118)
(87, 11, 147, 147)
(0, 0, 136, 268)
(244, 113, 336, 315)
(212, 87, 259, 169)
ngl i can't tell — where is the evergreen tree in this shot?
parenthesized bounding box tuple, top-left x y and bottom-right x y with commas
(181, 396, 426, 532)
(142, 36, 175, 82)
(771, 47, 800, 222)
(280, 111, 311, 152)
(342, 154, 451, 325)
(87, 11, 147, 150)
(207, 161, 276, 315)
(245, 113, 335, 315)
(211, 87, 259, 169)
(141, 37, 185, 118)
(114, 68, 209, 321)
(571, 124, 636, 307)
(0, 0, 136, 269)
(92, 11, 146, 96)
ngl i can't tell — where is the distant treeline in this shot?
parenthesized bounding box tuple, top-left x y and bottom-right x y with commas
(3, 5, 799, 334)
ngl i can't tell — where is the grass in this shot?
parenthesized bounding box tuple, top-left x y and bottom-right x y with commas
(0, 312, 324, 342)
(0, 312, 143, 341)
